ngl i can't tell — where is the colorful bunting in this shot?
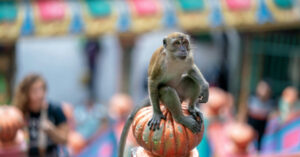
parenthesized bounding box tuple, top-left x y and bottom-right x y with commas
(265, 0, 300, 23)
(176, 0, 210, 31)
(0, 0, 300, 39)
(178, 0, 205, 12)
(116, 1, 131, 32)
(161, 0, 177, 28)
(222, 0, 257, 27)
(82, 0, 117, 36)
(209, 0, 223, 28)
(21, 0, 34, 35)
(128, 0, 162, 33)
(68, 1, 83, 33)
(274, 0, 293, 9)
(33, 0, 71, 36)
(0, 0, 24, 42)
(37, 0, 66, 21)
(86, 0, 111, 17)
(0, 1, 17, 22)
(256, 0, 273, 24)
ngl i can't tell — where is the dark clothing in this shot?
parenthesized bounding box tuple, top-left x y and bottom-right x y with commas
(28, 102, 66, 157)
(247, 115, 267, 151)
(247, 96, 274, 151)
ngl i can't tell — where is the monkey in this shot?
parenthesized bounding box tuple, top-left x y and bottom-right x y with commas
(118, 32, 209, 157)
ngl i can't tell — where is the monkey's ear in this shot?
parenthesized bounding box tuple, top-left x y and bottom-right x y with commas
(163, 37, 167, 48)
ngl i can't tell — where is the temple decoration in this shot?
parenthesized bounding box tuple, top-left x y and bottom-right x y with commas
(209, 0, 224, 28)
(256, 0, 273, 25)
(0, 0, 300, 39)
(265, 0, 300, 23)
(33, 0, 71, 36)
(0, 0, 24, 42)
(222, 0, 257, 28)
(176, 0, 210, 31)
(82, 0, 117, 36)
(127, 0, 162, 34)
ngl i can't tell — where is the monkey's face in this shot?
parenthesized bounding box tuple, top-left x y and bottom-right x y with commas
(163, 34, 190, 60)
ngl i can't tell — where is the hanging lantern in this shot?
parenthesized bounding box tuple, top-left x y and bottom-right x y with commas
(128, 0, 163, 34)
(131, 102, 204, 156)
(32, 0, 71, 36)
(82, 0, 117, 36)
(222, 0, 257, 28)
(0, 0, 24, 43)
(0, 105, 24, 143)
(265, 0, 300, 23)
(176, 0, 210, 31)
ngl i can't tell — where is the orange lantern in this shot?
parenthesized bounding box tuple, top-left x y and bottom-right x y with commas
(132, 102, 204, 157)
(0, 105, 24, 143)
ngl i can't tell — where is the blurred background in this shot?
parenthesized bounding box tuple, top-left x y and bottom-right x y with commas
(0, 0, 299, 157)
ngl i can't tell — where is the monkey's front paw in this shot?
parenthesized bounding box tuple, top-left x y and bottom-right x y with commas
(198, 84, 209, 103)
(183, 116, 202, 133)
(148, 113, 166, 131)
(188, 107, 203, 123)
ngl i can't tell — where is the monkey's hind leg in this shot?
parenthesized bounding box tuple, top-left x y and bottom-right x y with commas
(158, 86, 201, 133)
(177, 76, 204, 123)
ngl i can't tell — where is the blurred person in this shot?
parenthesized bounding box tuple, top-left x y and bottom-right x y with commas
(76, 94, 134, 157)
(247, 81, 274, 151)
(73, 99, 106, 141)
(261, 87, 300, 154)
(279, 87, 299, 122)
(197, 87, 234, 157)
(83, 38, 101, 101)
(202, 87, 234, 121)
(109, 94, 136, 157)
(13, 74, 68, 157)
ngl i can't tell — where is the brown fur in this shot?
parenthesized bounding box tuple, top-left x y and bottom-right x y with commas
(148, 46, 164, 80)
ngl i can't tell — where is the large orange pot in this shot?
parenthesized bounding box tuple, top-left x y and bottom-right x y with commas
(132, 102, 204, 157)
(0, 106, 24, 143)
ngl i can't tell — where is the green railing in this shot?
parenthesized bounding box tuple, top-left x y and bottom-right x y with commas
(248, 32, 300, 98)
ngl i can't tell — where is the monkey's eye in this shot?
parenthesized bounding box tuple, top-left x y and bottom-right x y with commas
(183, 40, 189, 47)
(173, 41, 180, 46)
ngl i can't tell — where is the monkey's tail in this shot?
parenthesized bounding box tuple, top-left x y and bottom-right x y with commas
(118, 98, 150, 157)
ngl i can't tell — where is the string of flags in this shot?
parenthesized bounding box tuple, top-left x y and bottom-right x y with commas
(0, 0, 300, 41)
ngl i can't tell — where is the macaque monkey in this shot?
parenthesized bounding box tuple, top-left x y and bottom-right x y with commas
(118, 32, 209, 157)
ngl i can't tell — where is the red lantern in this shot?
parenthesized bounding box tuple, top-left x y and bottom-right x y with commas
(132, 102, 204, 157)
(0, 106, 24, 143)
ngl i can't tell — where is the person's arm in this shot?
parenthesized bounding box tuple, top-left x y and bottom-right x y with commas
(41, 104, 69, 144)
(41, 120, 68, 144)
